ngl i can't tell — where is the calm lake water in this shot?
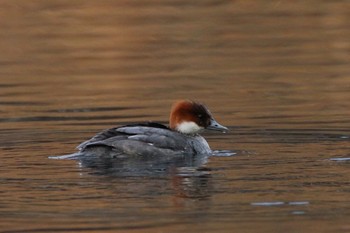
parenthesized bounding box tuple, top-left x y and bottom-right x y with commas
(1, 1, 350, 232)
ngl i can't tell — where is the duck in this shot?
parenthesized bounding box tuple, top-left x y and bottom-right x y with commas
(57, 100, 227, 159)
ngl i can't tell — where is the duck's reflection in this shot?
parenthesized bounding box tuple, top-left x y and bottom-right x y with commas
(77, 153, 212, 199)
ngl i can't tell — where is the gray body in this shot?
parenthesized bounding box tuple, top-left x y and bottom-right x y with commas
(77, 123, 211, 158)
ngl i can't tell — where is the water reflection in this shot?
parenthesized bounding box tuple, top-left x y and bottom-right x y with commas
(77, 153, 213, 199)
(77, 153, 208, 176)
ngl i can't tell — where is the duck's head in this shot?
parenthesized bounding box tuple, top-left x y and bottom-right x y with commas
(169, 100, 228, 134)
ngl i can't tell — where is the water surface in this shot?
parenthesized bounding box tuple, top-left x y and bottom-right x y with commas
(1, 1, 350, 232)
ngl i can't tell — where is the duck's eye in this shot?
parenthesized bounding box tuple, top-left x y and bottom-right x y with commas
(198, 114, 203, 119)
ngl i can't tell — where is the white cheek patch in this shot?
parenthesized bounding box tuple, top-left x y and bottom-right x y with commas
(176, 121, 203, 134)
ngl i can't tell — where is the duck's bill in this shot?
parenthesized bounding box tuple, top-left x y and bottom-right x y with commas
(207, 119, 228, 132)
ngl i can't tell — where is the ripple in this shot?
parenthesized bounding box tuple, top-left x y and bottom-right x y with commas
(45, 106, 141, 113)
(251, 201, 309, 206)
(330, 157, 350, 162)
(291, 211, 306, 215)
(288, 201, 310, 205)
(251, 201, 285, 206)
(0, 115, 149, 123)
(0, 101, 47, 106)
(210, 150, 237, 157)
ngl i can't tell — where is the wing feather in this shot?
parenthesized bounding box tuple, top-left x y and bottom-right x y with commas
(77, 123, 189, 154)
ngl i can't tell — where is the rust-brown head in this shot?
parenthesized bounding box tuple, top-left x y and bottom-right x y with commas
(169, 100, 228, 134)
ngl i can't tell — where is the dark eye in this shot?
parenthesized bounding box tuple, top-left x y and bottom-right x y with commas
(198, 114, 203, 119)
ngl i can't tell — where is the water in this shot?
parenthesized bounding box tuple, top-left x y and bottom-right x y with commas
(1, 1, 350, 232)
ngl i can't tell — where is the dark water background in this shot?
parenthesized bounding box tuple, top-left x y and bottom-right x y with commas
(1, 1, 350, 232)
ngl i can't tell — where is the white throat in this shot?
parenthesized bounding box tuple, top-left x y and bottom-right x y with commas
(176, 121, 203, 134)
